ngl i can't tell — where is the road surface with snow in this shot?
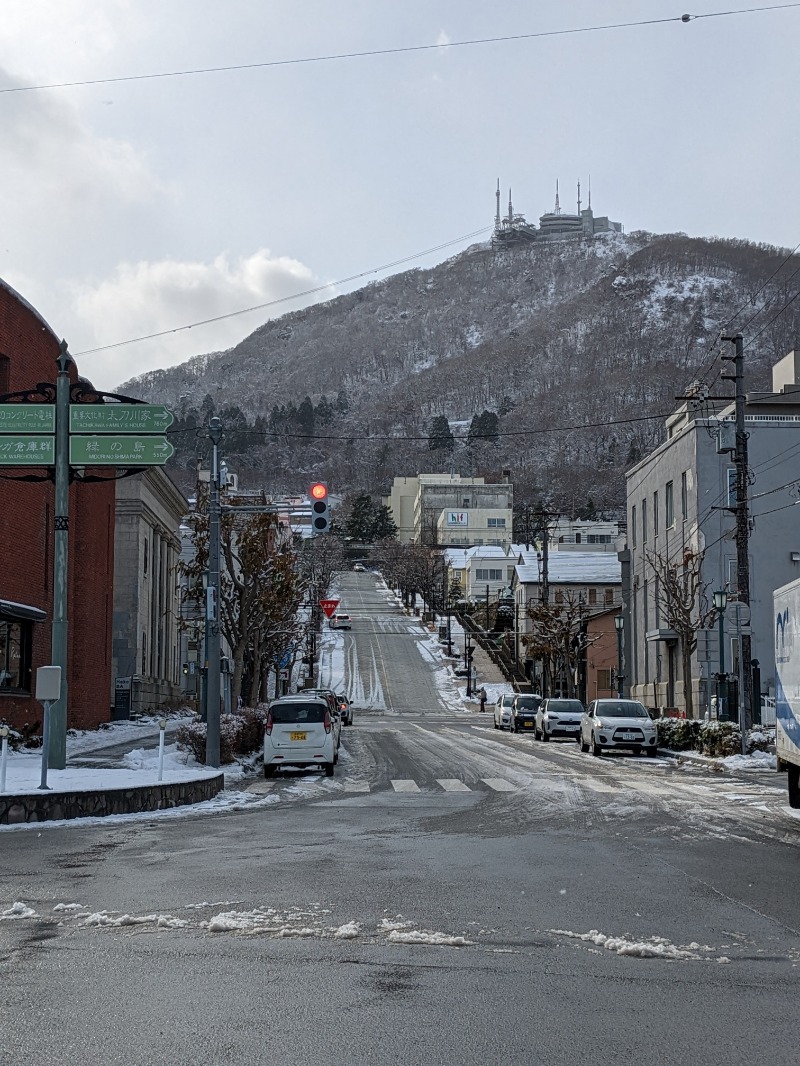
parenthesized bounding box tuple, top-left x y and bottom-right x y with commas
(2, 570, 800, 1065)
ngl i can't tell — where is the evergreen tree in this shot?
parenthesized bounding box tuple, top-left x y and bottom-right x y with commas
(428, 415, 455, 451)
(296, 396, 315, 437)
(468, 410, 499, 445)
(372, 504, 398, 541)
(315, 395, 334, 425)
(345, 494, 377, 541)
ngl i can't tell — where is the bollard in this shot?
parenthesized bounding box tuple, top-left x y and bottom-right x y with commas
(0, 725, 8, 793)
(157, 718, 167, 782)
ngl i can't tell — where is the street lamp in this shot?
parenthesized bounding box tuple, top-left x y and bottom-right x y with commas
(614, 614, 624, 698)
(713, 589, 728, 720)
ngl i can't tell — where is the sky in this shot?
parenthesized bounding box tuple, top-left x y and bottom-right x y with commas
(1, 1, 798, 392)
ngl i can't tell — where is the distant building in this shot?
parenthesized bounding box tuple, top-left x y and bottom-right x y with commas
(385, 473, 513, 547)
(492, 179, 622, 249)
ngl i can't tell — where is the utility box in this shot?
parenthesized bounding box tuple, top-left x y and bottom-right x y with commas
(36, 666, 62, 702)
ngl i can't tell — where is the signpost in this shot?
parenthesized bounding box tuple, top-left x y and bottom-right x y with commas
(70, 404, 174, 434)
(70, 435, 174, 465)
(0, 405, 55, 434)
(319, 599, 340, 619)
(0, 436, 56, 464)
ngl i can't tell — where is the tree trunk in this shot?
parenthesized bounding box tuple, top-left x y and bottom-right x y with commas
(682, 638, 694, 719)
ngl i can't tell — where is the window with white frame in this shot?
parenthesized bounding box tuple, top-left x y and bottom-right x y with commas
(475, 568, 502, 581)
(487, 517, 506, 528)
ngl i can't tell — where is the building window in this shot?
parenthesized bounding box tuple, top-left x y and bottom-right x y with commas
(681, 471, 688, 521)
(555, 590, 564, 603)
(653, 491, 659, 538)
(588, 534, 612, 545)
(588, 588, 597, 605)
(475, 568, 502, 581)
(143, 538, 149, 576)
(141, 632, 147, 675)
(604, 588, 614, 605)
(642, 499, 648, 544)
(596, 668, 612, 690)
(665, 481, 674, 529)
(727, 467, 737, 507)
(632, 505, 637, 548)
(575, 533, 582, 544)
(487, 517, 506, 528)
(462, 498, 471, 508)
(0, 620, 32, 692)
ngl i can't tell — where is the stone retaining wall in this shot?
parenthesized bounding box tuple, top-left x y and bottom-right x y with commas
(0, 774, 225, 825)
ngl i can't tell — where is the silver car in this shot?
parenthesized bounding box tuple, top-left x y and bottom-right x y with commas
(493, 694, 515, 731)
(579, 699, 658, 757)
(535, 698, 584, 741)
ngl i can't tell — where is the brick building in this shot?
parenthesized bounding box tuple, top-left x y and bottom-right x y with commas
(0, 278, 116, 731)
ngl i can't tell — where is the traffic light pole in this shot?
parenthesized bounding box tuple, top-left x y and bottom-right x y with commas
(48, 342, 72, 769)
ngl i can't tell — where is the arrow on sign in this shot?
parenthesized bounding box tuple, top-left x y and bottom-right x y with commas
(319, 598, 340, 619)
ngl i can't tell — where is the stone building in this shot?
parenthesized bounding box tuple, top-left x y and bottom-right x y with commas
(111, 468, 187, 716)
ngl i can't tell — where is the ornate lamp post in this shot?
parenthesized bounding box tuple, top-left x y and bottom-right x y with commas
(614, 613, 624, 698)
(713, 589, 728, 720)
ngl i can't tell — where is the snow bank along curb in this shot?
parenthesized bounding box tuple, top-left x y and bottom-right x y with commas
(0, 773, 225, 825)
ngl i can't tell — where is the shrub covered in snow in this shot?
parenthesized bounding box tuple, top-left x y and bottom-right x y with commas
(176, 706, 268, 765)
(655, 717, 700, 751)
(657, 716, 775, 759)
(697, 720, 742, 757)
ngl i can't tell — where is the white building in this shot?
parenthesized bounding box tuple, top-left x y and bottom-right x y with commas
(386, 473, 513, 547)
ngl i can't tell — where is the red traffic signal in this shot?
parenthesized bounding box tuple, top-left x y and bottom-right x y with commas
(310, 482, 328, 501)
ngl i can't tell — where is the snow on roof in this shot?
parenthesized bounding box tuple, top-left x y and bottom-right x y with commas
(515, 552, 621, 585)
(442, 544, 509, 566)
(0, 277, 59, 341)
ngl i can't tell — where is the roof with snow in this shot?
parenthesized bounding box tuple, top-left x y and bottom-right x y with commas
(443, 544, 510, 567)
(514, 552, 621, 585)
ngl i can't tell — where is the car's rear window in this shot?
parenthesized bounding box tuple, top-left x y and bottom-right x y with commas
(600, 702, 648, 718)
(271, 702, 327, 723)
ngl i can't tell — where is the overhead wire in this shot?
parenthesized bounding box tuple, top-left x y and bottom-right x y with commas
(2, 5, 799, 95)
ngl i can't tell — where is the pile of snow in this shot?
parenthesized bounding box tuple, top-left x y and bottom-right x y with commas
(719, 750, 777, 772)
(387, 929, 472, 947)
(83, 910, 187, 929)
(333, 921, 361, 939)
(551, 928, 724, 961)
(1, 901, 37, 920)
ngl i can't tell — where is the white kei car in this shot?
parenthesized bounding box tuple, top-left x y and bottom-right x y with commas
(493, 694, 515, 730)
(579, 699, 658, 757)
(263, 694, 337, 777)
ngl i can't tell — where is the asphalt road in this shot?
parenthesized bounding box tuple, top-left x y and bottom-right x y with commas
(3, 571, 800, 1066)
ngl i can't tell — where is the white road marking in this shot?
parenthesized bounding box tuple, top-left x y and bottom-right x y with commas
(391, 779, 421, 793)
(437, 779, 471, 792)
(482, 778, 516, 792)
(343, 781, 371, 793)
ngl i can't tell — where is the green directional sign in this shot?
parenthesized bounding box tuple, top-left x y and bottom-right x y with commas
(69, 435, 175, 465)
(0, 435, 55, 465)
(0, 404, 55, 434)
(69, 404, 174, 434)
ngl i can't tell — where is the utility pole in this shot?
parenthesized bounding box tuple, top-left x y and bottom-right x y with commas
(49, 342, 72, 769)
(721, 333, 753, 729)
(205, 417, 223, 767)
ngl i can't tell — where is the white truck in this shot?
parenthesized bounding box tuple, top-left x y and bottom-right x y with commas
(774, 577, 800, 808)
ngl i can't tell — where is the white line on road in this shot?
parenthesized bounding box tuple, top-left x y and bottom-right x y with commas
(482, 778, 516, 792)
(437, 779, 471, 792)
(343, 780, 371, 792)
(391, 779, 421, 792)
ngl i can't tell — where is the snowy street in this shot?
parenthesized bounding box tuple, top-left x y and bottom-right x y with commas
(2, 571, 800, 1065)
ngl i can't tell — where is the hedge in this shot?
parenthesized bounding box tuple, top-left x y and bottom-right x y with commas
(176, 706, 268, 765)
(656, 717, 775, 758)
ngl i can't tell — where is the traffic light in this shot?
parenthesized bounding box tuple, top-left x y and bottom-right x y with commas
(310, 482, 330, 534)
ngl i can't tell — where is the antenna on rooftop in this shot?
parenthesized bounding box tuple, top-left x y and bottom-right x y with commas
(495, 179, 501, 228)
(588, 174, 592, 211)
(508, 187, 513, 223)
(577, 180, 582, 215)
(554, 179, 560, 215)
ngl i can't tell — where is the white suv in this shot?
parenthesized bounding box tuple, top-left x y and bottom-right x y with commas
(330, 613, 352, 630)
(579, 699, 658, 757)
(263, 695, 337, 777)
(493, 694, 514, 731)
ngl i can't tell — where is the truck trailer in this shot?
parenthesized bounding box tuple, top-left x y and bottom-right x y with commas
(774, 576, 800, 807)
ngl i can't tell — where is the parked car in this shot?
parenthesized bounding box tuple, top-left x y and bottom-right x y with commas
(579, 699, 658, 757)
(493, 694, 515, 731)
(263, 694, 337, 777)
(535, 698, 585, 742)
(336, 693, 353, 726)
(330, 613, 352, 630)
(305, 689, 342, 749)
(510, 693, 543, 733)
(353, 563, 366, 572)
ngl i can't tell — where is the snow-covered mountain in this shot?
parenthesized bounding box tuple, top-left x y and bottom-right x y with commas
(120, 230, 800, 511)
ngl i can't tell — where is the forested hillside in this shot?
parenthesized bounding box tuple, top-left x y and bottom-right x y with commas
(120, 230, 800, 512)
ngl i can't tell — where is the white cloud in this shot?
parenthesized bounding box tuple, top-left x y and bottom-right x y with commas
(69, 249, 328, 390)
(436, 30, 452, 52)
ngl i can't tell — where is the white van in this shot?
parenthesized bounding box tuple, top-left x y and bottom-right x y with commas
(263, 695, 336, 778)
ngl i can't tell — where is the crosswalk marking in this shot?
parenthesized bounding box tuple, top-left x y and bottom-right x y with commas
(391, 779, 421, 793)
(482, 778, 516, 792)
(437, 779, 471, 792)
(343, 781, 370, 792)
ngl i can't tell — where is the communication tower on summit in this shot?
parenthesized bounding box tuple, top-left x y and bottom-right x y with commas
(492, 177, 623, 249)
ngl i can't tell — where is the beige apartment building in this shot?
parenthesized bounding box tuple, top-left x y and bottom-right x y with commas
(386, 473, 513, 548)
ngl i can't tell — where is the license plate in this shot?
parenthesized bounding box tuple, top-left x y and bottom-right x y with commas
(566, 725, 579, 731)
(290, 731, 307, 741)
(620, 733, 637, 741)
(524, 722, 534, 728)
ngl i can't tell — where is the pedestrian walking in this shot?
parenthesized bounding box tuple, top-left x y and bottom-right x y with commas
(478, 686, 487, 713)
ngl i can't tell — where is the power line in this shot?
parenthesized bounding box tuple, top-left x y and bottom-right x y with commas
(72, 226, 491, 357)
(2, 5, 798, 94)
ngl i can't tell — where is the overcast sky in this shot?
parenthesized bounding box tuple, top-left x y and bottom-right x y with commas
(1, 1, 798, 392)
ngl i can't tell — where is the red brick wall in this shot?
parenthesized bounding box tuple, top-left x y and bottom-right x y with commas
(0, 281, 115, 730)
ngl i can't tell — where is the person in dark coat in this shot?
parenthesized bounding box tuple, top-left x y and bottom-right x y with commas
(478, 686, 487, 713)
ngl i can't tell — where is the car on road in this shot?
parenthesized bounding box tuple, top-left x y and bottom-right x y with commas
(336, 693, 353, 726)
(493, 694, 515, 730)
(263, 694, 337, 777)
(330, 613, 352, 630)
(510, 693, 542, 733)
(579, 698, 659, 757)
(353, 563, 366, 572)
(305, 688, 342, 748)
(534, 698, 585, 741)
